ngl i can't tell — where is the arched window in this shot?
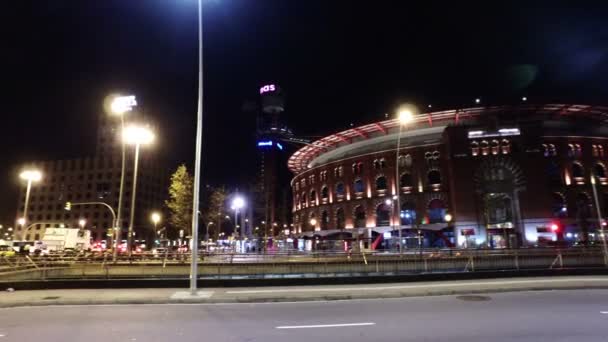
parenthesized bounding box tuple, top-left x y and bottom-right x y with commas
(321, 186, 329, 199)
(401, 201, 416, 225)
(400, 172, 413, 188)
(321, 210, 329, 230)
(375, 176, 387, 190)
(547, 161, 561, 185)
(354, 206, 366, 228)
(373, 159, 381, 170)
(310, 190, 317, 205)
(572, 162, 584, 179)
(542, 144, 549, 157)
(592, 145, 599, 157)
(336, 208, 345, 230)
(427, 199, 447, 224)
(548, 144, 556, 156)
(376, 203, 391, 227)
(335, 183, 345, 197)
(481, 140, 489, 155)
(595, 163, 606, 178)
(405, 154, 413, 167)
(354, 179, 364, 193)
(301, 193, 308, 208)
(551, 192, 567, 218)
(398, 154, 407, 167)
(501, 139, 511, 154)
(428, 170, 441, 185)
(575, 144, 582, 157)
(380, 158, 387, 168)
(599, 146, 604, 158)
(568, 144, 575, 157)
(491, 140, 500, 155)
(352, 162, 363, 175)
(471, 141, 479, 156)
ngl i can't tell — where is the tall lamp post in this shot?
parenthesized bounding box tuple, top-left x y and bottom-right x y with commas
(109, 94, 136, 261)
(231, 196, 245, 253)
(123, 125, 155, 257)
(151, 212, 161, 246)
(19, 169, 42, 239)
(394, 107, 415, 255)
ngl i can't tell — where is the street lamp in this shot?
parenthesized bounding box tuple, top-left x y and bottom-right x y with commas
(444, 213, 453, 223)
(231, 196, 246, 252)
(151, 212, 161, 244)
(394, 105, 415, 255)
(109, 94, 136, 262)
(78, 219, 86, 229)
(590, 174, 608, 266)
(19, 169, 42, 238)
(310, 218, 317, 231)
(123, 124, 155, 257)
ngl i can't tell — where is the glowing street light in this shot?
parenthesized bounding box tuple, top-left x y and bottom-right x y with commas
(444, 213, 453, 223)
(394, 104, 417, 254)
(78, 219, 86, 228)
(309, 218, 317, 226)
(19, 169, 42, 237)
(123, 125, 155, 257)
(231, 196, 246, 249)
(151, 212, 161, 243)
(109, 94, 136, 262)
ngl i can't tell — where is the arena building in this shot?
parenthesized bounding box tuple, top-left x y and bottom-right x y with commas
(288, 104, 608, 249)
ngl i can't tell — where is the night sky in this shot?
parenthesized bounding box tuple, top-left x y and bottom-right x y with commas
(2, 1, 608, 223)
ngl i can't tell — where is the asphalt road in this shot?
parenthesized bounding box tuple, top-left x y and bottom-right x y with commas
(0, 290, 606, 341)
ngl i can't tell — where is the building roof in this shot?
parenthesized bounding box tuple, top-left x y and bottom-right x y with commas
(287, 104, 608, 174)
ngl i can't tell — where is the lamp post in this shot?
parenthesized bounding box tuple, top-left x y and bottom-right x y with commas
(122, 125, 155, 257)
(385, 197, 397, 251)
(19, 169, 42, 239)
(590, 175, 608, 266)
(231, 196, 245, 253)
(151, 212, 161, 245)
(394, 106, 415, 255)
(110, 94, 136, 261)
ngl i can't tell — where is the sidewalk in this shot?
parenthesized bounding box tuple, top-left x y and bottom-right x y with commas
(1, 276, 608, 308)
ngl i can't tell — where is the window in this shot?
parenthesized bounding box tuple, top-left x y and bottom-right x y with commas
(572, 162, 584, 179)
(599, 146, 605, 158)
(481, 141, 489, 155)
(427, 199, 447, 224)
(401, 202, 416, 225)
(400, 173, 413, 188)
(373, 159, 381, 170)
(592, 145, 599, 157)
(376, 204, 391, 227)
(309, 175, 315, 184)
(321, 186, 329, 199)
(428, 170, 441, 185)
(501, 139, 511, 154)
(594, 163, 606, 178)
(336, 208, 345, 229)
(34, 234, 40, 241)
(354, 206, 366, 228)
(380, 158, 387, 169)
(354, 179, 364, 193)
(320, 170, 328, 181)
(335, 183, 345, 197)
(352, 162, 363, 175)
(300, 179, 306, 188)
(309, 190, 317, 205)
(471, 141, 479, 156)
(321, 211, 329, 230)
(375, 176, 387, 190)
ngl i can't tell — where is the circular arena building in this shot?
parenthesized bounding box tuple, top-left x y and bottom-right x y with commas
(288, 104, 608, 250)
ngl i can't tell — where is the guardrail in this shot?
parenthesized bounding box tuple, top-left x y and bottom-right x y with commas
(1, 247, 605, 282)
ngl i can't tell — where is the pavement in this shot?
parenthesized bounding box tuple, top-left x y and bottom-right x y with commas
(1, 276, 608, 307)
(0, 289, 606, 341)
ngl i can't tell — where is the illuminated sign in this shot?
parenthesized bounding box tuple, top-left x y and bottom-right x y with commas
(276, 142, 284, 150)
(257, 141, 273, 147)
(467, 128, 520, 139)
(259, 84, 276, 94)
(111, 95, 137, 113)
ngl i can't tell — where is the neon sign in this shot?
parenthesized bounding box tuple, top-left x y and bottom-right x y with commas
(257, 140, 273, 147)
(276, 142, 284, 150)
(259, 84, 276, 94)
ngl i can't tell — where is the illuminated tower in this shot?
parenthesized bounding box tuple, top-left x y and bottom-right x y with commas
(255, 84, 292, 239)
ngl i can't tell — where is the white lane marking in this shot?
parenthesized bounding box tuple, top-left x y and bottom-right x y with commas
(276, 322, 375, 329)
(0, 334, 5, 337)
(601, 311, 608, 314)
(226, 278, 608, 294)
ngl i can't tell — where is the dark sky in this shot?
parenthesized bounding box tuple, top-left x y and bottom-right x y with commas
(2, 1, 608, 223)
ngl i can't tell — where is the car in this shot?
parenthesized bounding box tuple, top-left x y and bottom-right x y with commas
(0, 245, 16, 258)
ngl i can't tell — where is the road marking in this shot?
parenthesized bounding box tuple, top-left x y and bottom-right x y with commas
(276, 322, 375, 329)
(601, 311, 608, 314)
(226, 278, 608, 294)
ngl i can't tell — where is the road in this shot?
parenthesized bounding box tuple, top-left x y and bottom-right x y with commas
(0, 290, 606, 341)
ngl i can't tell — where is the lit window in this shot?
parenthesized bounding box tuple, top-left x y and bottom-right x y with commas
(491, 140, 500, 155)
(471, 141, 479, 156)
(481, 141, 489, 155)
(501, 139, 511, 154)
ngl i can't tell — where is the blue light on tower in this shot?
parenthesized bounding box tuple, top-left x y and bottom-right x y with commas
(257, 140, 273, 147)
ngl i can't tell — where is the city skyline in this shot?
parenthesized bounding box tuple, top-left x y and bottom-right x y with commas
(3, 1, 608, 224)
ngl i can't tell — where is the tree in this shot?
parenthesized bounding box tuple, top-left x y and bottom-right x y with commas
(202, 186, 227, 240)
(165, 165, 193, 237)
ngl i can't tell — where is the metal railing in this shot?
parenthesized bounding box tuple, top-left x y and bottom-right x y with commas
(0, 247, 605, 282)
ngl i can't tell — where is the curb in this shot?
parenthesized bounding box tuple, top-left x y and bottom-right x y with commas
(2, 279, 608, 309)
